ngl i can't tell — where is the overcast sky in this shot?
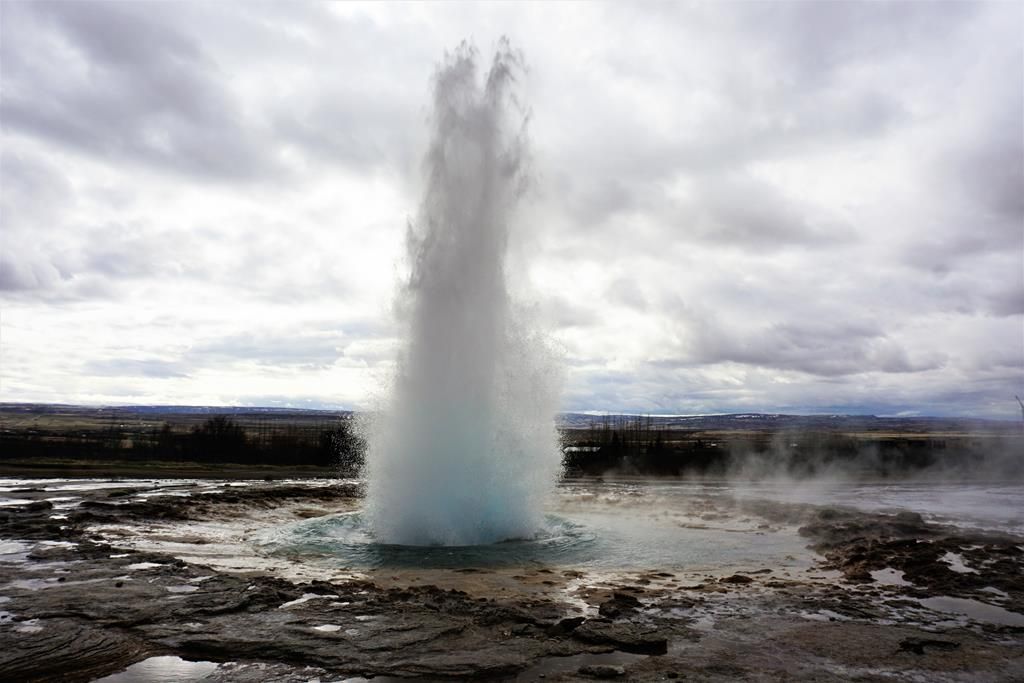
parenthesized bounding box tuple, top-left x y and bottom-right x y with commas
(1, 1, 1022, 418)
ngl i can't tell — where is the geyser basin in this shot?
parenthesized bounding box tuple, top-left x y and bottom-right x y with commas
(7, 477, 1024, 682)
(253, 481, 815, 572)
(70, 478, 1024, 581)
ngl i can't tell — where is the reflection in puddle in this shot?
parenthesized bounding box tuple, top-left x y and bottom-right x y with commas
(92, 656, 219, 682)
(870, 568, 911, 586)
(919, 596, 1024, 627)
(940, 552, 978, 574)
(313, 623, 341, 632)
(515, 651, 645, 680)
(278, 593, 335, 609)
(800, 609, 850, 622)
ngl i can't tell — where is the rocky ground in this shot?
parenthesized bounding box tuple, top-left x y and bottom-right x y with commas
(1, 481, 1022, 681)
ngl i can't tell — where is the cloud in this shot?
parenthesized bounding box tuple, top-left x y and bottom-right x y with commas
(605, 277, 647, 311)
(656, 310, 943, 378)
(84, 358, 190, 379)
(184, 330, 346, 369)
(1, 1, 279, 180)
(0, 2, 1020, 417)
(682, 171, 855, 249)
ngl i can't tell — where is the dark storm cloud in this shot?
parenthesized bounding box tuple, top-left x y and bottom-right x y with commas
(1, 1, 278, 180)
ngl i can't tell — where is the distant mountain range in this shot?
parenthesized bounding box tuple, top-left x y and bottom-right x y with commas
(1, 403, 1017, 433)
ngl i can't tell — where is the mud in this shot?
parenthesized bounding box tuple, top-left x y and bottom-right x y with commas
(1, 480, 1022, 681)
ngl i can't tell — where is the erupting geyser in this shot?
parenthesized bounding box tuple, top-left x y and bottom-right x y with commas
(365, 41, 562, 546)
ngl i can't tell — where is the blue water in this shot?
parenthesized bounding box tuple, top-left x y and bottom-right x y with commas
(256, 513, 599, 569)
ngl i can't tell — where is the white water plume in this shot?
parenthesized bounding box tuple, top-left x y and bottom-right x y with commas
(365, 41, 562, 546)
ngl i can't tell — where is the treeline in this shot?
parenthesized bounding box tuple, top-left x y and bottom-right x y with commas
(562, 414, 708, 475)
(0, 416, 365, 473)
(559, 414, 1018, 478)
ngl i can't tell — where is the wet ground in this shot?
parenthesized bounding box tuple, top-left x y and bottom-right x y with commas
(1, 477, 1022, 681)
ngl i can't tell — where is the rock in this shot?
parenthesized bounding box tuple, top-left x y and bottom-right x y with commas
(598, 592, 643, 619)
(899, 638, 960, 655)
(0, 620, 151, 681)
(612, 592, 640, 606)
(572, 619, 668, 654)
(719, 574, 754, 584)
(894, 511, 925, 526)
(578, 663, 626, 678)
(547, 616, 585, 636)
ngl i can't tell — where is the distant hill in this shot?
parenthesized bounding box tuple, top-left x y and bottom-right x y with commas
(0, 403, 352, 418)
(557, 412, 1017, 433)
(0, 403, 1016, 434)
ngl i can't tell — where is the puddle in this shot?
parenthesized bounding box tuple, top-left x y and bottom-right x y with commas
(940, 552, 978, 574)
(3, 576, 114, 591)
(14, 618, 44, 633)
(92, 655, 219, 682)
(127, 563, 164, 571)
(515, 651, 646, 680)
(799, 609, 850, 622)
(166, 585, 199, 593)
(919, 596, 1024, 627)
(0, 541, 32, 562)
(313, 624, 341, 632)
(278, 593, 335, 609)
(870, 568, 911, 586)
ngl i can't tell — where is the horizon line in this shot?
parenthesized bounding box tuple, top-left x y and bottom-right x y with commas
(0, 401, 1018, 423)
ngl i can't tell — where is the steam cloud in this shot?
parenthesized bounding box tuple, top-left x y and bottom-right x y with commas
(365, 41, 562, 546)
